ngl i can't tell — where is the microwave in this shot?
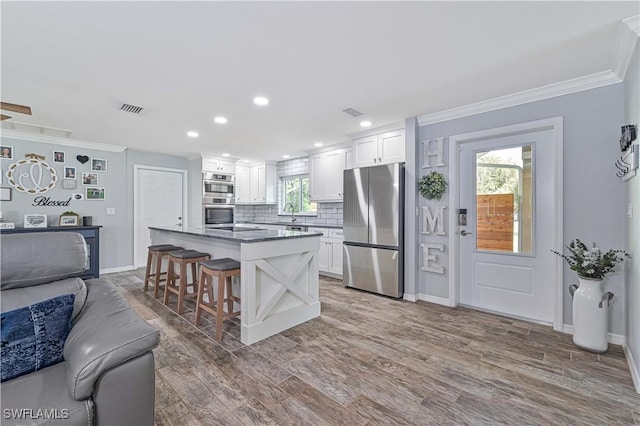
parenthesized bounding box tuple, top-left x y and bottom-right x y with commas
(203, 203, 234, 226)
(203, 172, 234, 198)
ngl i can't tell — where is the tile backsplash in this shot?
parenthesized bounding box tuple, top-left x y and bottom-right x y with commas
(235, 202, 343, 226)
(235, 156, 343, 227)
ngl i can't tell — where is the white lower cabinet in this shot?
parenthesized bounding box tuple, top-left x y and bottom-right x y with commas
(310, 227, 343, 277)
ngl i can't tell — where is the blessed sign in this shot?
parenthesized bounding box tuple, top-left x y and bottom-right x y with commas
(32, 196, 72, 207)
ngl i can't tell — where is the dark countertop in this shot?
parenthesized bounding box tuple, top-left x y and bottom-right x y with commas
(241, 221, 343, 229)
(149, 225, 322, 243)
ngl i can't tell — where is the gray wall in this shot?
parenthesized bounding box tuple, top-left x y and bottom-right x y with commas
(1, 136, 188, 270)
(624, 43, 640, 381)
(415, 83, 627, 334)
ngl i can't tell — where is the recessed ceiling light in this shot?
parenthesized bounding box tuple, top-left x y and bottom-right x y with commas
(214, 116, 228, 124)
(282, 155, 290, 159)
(254, 96, 269, 106)
(186, 131, 199, 138)
(222, 153, 230, 157)
(360, 120, 372, 128)
(314, 142, 323, 147)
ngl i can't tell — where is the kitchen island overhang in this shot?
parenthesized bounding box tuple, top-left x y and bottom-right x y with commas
(149, 226, 322, 345)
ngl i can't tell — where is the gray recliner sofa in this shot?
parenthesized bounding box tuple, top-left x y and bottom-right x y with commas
(0, 232, 160, 426)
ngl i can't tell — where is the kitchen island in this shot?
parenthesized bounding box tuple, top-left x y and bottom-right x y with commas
(149, 226, 322, 345)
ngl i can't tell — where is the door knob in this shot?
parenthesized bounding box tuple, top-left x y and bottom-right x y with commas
(176, 223, 183, 227)
(460, 230, 473, 236)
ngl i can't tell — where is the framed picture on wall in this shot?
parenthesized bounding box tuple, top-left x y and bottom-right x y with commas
(0, 187, 12, 201)
(64, 166, 77, 179)
(62, 179, 77, 189)
(86, 187, 106, 200)
(0, 146, 14, 160)
(54, 151, 65, 162)
(82, 172, 98, 186)
(91, 158, 107, 172)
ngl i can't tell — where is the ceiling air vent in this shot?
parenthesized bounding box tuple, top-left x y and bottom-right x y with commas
(342, 108, 363, 117)
(120, 103, 144, 115)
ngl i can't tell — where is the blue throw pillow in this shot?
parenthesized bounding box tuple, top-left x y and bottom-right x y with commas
(1, 293, 75, 382)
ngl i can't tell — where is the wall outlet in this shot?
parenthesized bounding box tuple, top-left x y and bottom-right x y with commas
(106, 208, 116, 215)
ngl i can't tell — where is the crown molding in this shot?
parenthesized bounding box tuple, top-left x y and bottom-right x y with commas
(305, 140, 352, 155)
(417, 71, 621, 127)
(623, 14, 640, 37)
(615, 15, 640, 80)
(347, 121, 405, 140)
(0, 129, 127, 153)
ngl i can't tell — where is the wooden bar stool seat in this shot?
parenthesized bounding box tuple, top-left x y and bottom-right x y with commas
(143, 244, 184, 298)
(163, 250, 210, 314)
(195, 258, 241, 341)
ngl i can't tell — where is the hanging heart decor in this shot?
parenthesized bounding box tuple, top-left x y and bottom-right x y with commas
(76, 155, 89, 164)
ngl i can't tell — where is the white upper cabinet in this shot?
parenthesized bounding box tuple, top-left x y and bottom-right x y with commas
(235, 164, 251, 204)
(309, 148, 349, 202)
(203, 157, 235, 174)
(352, 129, 405, 167)
(236, 162, 276, 204)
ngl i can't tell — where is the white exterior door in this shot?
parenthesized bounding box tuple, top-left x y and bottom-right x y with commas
(459, 127, 557, 324)
(135, 167, 185, 267)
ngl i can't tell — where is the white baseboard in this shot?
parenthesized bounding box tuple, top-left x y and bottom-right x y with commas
(623, 344, 640, 394)
(561, 324, 625, 346)
(417, 293, 455, 307)
(403, 294, 417, 302)
(100, 265, 135, 274)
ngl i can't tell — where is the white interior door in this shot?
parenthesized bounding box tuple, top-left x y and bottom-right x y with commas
(135, 167, 185, 267)
(459, 128, 556, 323)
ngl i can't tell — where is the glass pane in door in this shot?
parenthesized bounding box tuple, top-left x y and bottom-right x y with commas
(475, 145, 533, 254)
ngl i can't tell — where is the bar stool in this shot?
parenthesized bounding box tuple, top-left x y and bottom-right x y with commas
(143, 245, 184, 298)
(164, 250, 210, 314)
(195, 258, 241, 341)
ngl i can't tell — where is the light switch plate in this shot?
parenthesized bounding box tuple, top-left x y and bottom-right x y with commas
(628, 203, 633, 218)
(106, 208, 116, 215)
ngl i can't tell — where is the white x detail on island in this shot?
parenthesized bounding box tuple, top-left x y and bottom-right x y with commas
(149, 226, 321, 345)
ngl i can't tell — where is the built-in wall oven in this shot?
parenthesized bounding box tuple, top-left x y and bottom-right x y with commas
(203, 172, 235, 198)
(203, 198, 234, 226)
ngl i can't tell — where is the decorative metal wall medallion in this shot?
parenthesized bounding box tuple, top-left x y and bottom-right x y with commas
(6, 158, 58, 194)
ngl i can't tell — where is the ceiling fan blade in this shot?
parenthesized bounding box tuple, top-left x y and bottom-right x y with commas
(0, 102, 32, 115)
(1, 114, 12, 121)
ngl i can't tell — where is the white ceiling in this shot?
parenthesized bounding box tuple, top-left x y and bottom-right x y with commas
(1, 1, 638, 162)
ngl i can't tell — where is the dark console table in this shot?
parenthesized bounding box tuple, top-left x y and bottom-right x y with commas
(1, 226, 102, 279)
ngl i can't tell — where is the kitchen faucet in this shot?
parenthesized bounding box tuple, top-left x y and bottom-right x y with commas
(285, 202, 297, 222)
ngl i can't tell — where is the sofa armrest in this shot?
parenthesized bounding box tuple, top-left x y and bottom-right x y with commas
(63, 279, 160, 401)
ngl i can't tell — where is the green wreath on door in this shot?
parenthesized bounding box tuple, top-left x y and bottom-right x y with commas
(418, 171, 447, 200)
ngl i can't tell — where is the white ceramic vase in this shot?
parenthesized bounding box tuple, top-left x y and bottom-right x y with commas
(570, 276, 613, 353)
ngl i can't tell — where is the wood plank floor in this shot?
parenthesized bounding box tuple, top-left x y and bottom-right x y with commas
(106, 269, 640, 425)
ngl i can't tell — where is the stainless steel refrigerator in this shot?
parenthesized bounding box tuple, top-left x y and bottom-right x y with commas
(343, 163, 404, 298)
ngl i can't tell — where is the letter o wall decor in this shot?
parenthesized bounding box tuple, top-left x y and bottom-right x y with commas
(6, 159, 58, 194)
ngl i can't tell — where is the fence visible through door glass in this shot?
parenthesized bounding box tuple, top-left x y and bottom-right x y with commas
(475, 145, 533, 254)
